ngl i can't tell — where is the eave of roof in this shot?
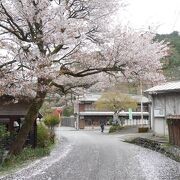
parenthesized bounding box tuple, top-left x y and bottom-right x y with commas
(78, 93, 149, 103)
(145, 81, 180, 94)
(79, 111, 149, 116)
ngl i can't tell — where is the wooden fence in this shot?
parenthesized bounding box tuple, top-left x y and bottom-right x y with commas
(122, 119, 149, 126)
(61, 117, 75, 127)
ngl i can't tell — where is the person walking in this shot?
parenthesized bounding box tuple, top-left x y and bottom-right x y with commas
(100, 119, 105, 133)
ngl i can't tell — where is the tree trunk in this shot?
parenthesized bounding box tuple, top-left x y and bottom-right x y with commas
(9, 79, 47, 155)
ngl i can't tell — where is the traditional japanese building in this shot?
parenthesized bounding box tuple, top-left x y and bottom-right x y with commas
(0, 95, 42, 148)
(145, 81, 180, 136)
(74, 93, 150, 129)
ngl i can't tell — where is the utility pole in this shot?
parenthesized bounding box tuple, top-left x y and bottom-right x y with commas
(74, 96, 79, 130)
(140, 80, 143, 125)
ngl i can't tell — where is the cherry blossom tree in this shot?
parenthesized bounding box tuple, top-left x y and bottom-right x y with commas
(99, 28, 169, 83)
(0, 0, 124, 155)
(0, 0, 168, 155)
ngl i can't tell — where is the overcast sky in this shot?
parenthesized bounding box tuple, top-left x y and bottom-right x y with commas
(115, 0, 180, 34)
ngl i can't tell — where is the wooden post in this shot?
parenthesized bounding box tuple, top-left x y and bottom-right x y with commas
(140, 80, 143, 126)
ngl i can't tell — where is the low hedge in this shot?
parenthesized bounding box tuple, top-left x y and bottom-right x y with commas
(109, 125, 123, 133)
(138, 127, 149, 133)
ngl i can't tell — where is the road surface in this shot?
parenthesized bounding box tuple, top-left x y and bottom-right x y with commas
(1, 127, 180, 180)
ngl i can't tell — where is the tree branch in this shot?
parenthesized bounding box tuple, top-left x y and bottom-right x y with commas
(0, 60, 16, 69)
(52, 43, 80, 62)
(1, 3, 26, 39)
(48, 44, 64, 56)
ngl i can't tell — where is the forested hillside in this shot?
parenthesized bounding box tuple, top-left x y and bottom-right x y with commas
(156, 31, 180, 80)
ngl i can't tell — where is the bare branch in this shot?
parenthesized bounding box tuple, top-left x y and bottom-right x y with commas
(1, 3, 26, 39)
(52, 43, 81, 62)
(48, 44, 64, 56)
(0, 60, 16, 69)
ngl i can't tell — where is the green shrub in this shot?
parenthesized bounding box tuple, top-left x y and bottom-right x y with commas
(0, 125, 8, 138)
(44, 115, 60, 129)
(44, 115, 60, 143)
(138, 127, 149, 133)
(37, 123, 50, 148)
(109, 125, 123, 133)
(0, 124, 10, 164)
(44, 114, 60, 143)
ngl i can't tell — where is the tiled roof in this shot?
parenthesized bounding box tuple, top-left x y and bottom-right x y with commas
(145, 81, 180, 94)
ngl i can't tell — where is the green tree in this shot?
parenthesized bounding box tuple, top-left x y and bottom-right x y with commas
(95, 91, 137, 125)
(40, 102, 53, 116)
(95, 91, 137, 112)
(156, 31, 180, 80)
(63, 106, 74, 117)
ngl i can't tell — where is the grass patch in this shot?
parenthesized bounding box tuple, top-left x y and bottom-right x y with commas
(0, 145, 53, 175)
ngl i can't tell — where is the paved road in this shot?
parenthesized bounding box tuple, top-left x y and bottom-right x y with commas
(1, 127, 180, 180)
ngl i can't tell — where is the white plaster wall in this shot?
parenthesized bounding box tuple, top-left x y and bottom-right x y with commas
(165, 94, 175, 115)
(154, 118, 167, 136)
(175, 94, 180, 114)
(165, 123, 169, 136)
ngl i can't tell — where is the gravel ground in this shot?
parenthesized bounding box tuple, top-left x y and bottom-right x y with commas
(1, 127, 180, 180)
